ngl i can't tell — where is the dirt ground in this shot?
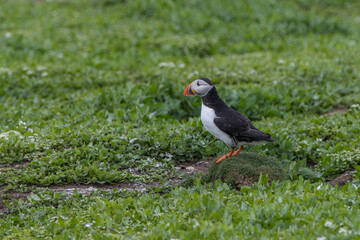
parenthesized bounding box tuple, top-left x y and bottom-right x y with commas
(320, 107, 348, 117)
(328, 170, 355, 187)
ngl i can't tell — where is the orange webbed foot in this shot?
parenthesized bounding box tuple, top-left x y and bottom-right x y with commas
(233, 146, 244, 156)
(216, 149, 235, 163)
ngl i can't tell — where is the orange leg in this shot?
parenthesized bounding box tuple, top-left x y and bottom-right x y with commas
(216, 149, 235, 164)
(233, 146, 244, 156)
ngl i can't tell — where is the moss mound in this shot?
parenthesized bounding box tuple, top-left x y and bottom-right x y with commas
(204, 152, 285, 188)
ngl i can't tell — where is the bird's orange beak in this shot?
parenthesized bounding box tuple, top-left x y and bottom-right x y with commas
(184, 83, 195, 96)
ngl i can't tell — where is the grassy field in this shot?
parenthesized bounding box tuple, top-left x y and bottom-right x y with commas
(1, 0, 360, 239)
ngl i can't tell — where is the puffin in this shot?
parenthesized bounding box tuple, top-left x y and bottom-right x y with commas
(183, 77, 274, 163)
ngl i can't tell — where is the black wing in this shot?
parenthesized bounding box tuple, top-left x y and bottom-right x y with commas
(213, 108, 274, 142)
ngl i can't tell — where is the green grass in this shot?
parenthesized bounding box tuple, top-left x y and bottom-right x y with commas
(1, 0, 360, 238)
(2, 180, 360, 239)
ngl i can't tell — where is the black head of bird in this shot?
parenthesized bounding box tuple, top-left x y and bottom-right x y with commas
(184, 77, 274, 164)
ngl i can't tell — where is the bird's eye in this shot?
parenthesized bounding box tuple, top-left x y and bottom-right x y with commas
(197, 81, 200, 86)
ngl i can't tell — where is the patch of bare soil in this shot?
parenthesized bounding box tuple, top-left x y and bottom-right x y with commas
(48, 159, 214, 197)
(0, 182, 177, 214)
(49, 180, 177, 195)
(328, 170, 355, 187)
(0, 187, 30, 214)
(321, 107, 348, 117)
(0, 162, 33, 214)
(0, 161, 30, 172)
(177, 158, 213, 174)
(306, 161, 316, 170)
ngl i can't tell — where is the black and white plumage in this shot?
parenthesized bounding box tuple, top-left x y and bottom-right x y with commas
(184, 77, 274, 163)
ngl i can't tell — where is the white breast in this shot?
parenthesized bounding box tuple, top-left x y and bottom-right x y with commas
(200, 103, 236, 148)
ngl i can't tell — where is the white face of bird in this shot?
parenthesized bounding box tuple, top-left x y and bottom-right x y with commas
(183, 78, 214, 97)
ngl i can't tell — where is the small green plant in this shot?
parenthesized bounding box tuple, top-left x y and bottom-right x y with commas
(316, 149, 360, 178)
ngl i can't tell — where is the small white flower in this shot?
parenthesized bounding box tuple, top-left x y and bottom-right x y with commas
(155, 163, 162, 168)
(148, 112, 156, 119)
(317, 237, 326, 240)
(348, 40, 356, 46)
(158, 62, 176, 68)
(0, 68, 12, 74)
(187, 70, 199, 79)
(278, 59, 285, 64)
(338, 227, 350, 235)
(36, 66, 47, 71)
(324, 221, 334, 228)
(0, 130, 23, 139)
(248, 69, 257, 75)
(5, 32, 11, 38)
